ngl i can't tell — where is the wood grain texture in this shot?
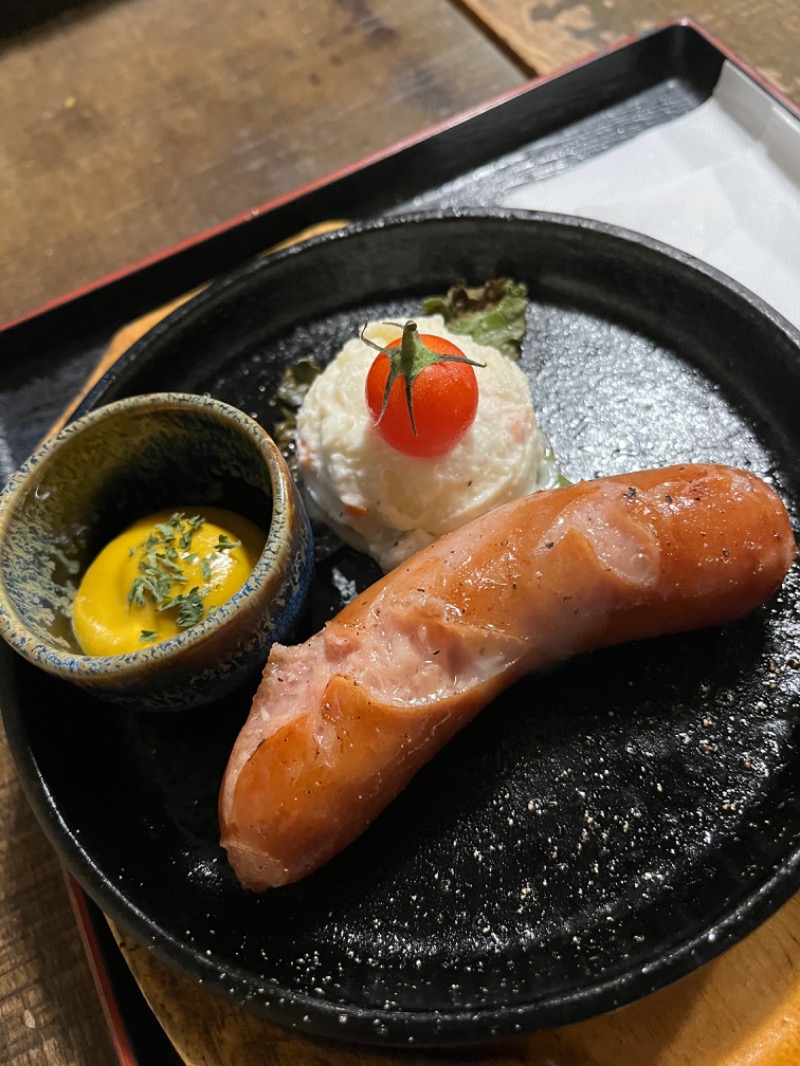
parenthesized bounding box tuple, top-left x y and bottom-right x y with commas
(458, 0, 800, 105)
(0, 0, 522, 324)
(0, 739, 117, 1062)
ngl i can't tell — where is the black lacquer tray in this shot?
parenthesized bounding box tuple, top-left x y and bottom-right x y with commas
(2, 21, 800, 1059)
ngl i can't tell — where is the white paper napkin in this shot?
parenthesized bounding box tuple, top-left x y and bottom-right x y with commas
(502, 62, 800, 331)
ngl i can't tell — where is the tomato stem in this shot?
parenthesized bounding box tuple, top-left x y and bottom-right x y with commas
(361, 321, 484, 435)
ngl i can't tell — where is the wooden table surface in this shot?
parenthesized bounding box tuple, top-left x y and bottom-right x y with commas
(2, 2, 800, 1063)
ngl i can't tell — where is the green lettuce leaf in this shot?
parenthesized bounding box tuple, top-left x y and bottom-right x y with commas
(422, 278, 528, 359)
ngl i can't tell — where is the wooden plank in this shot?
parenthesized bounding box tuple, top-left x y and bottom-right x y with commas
(457, 0, 800, 106)
(0, 0, 523, 324)
(0, 750, 118, 1061)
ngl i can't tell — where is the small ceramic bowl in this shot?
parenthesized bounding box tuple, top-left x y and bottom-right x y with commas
(0, 392, 313, 710)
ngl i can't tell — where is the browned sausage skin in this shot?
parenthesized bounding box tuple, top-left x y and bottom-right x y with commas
(219, 464, 796, 891)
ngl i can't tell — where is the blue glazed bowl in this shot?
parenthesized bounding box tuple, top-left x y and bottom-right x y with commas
(0, 393, 313, 709)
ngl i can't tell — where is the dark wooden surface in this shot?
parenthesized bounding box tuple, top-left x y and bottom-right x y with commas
(0, 0, 522, 325)
(1, 1, 799, 1064)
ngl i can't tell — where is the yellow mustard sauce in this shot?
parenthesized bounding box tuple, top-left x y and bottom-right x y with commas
(72, 507, 266, 656)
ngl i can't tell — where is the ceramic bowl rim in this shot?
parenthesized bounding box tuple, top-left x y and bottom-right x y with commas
(0, 391, 293, 678)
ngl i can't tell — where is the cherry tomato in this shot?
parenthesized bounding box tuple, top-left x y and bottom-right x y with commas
(365, 333, 480, 458)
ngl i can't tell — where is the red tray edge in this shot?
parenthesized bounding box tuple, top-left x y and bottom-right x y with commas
(64, 872, 144, 1066)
